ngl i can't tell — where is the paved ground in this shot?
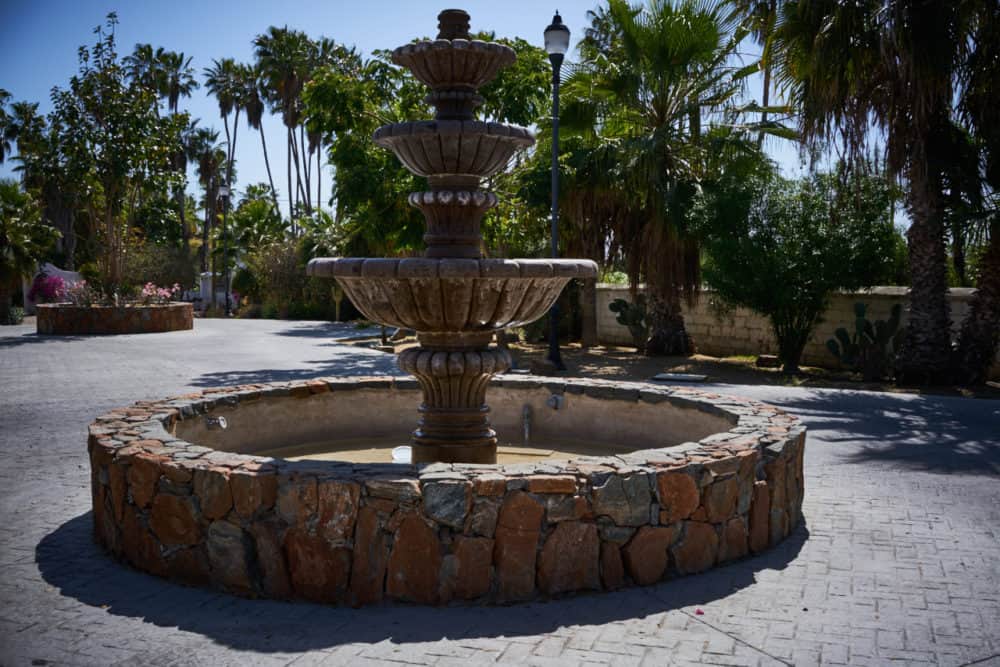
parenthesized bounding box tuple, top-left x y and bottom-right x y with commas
(0, 319, 998, 667)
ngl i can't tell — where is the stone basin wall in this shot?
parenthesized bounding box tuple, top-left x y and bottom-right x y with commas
(87, 376, 806, 606)
(37, 302, 193, 335)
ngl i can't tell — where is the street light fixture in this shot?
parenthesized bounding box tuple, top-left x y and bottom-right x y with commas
(217, 185, 231, 317)
(544, 11, 570, 370)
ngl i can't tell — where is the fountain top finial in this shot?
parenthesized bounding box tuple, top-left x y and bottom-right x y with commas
(437, 9, 471, 40)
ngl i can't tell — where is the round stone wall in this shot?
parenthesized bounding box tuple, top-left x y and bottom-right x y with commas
(37, 302, 193, 335)
(87, 376, 806, 605)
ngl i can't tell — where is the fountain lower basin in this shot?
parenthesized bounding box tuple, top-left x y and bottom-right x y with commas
(88, 375, 805, 605)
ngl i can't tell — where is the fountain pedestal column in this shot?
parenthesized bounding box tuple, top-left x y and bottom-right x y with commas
(398, 333, 511, 463)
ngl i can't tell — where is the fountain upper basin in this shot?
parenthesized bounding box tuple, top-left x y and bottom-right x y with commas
(307, 257, 597, 333)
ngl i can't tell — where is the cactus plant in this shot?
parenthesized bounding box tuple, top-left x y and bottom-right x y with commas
(609, 295, 649, 353)
(826, 302, 904, 381)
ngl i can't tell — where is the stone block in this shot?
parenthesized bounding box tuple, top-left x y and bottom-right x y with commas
(349, 506, 388, 607)
(207, 520, 253, 592)
(276, 475, 318, 525)
(450, 536, 493, 600)
(703, 475, 739, 523)
(387, 514, 441, 604)
(127, 455, 161, 508)
(422, 480, 471, 529)
(655, 471, 699, 523)
(193, 467, 232, 520)
(149, 493, 201, 546)
(284, 527, 351, 603)
(230, 470, 277, 519)
(317, 479, 360, 543)
(672, 522, 719, 574)
(622, 525, 676, 585)
(748, 481, 770, 554)
(494, 491, 544, 601)
(537, 521, 600, 595)
(249, 519, 292, 598)
(591, 474, 651, 526)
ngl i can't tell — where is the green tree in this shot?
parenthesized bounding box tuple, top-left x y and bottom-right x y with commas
(559, 0, 775, 355)
(254, 26, 314, 221)
(0, 180, 59, 322)
(771, 0, 997, 383)
(697, 165, 899, 373)
(49, 13, 186, 290)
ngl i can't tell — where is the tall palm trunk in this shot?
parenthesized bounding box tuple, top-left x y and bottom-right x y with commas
(259, 126, 279, 210)
(895, 165, 952, 383)
(176, 185, 189, 252)
(301, 124, 311, 208)
(757, 61, 772, 149)
(316, 138, 322, 213)
(289, 129, 310, 215)
(955, 224, 1000, 384)
(286, 127, 294, 224)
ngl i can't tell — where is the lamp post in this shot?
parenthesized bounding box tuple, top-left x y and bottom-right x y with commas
(218, 185, 231, 317)
(544, 11, 570, 371)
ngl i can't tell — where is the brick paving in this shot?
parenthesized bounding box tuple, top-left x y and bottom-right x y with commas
(1, 319, 998, 666)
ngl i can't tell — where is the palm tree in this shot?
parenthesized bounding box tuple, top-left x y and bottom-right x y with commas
(0, 89, 12, 165)
(189, 127, 225, 274)
(562, 0, 753, 354)
(254, 26, 313, 221)
(241, 64, 280, 210)
(730, 0, 784, 147)
(1, 180, 59, 322)
(203, 58, 242, 194)
(124, 43, 164, 102)
(771, 0, 992, 383)
(159, 50, 198, 115)
(156, 51, 198, 254)
(953, 4, 1000, 383)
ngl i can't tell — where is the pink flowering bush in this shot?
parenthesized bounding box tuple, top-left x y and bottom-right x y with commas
(61, 280, 100, 307)
(139, 282, 181, 305)
(28, 274, 66, 303)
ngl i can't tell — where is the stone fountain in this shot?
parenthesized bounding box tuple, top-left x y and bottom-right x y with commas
(307, 9, 597, 464)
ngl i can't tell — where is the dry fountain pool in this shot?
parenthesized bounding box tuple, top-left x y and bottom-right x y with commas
(88, 375, 805, 605)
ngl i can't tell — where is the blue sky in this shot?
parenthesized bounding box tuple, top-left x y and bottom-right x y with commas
(1, 0, 806, 207)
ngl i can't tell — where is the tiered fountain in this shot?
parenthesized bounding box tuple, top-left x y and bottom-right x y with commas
(307, 9, 597, 464)
(86, 9, 806, 606)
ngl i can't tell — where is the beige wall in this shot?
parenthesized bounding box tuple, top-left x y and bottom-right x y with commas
(596, 285, 1000, 378)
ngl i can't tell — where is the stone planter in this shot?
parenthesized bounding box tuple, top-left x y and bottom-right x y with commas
(36, 302, 193, 335)
(88, 376, 806, 606)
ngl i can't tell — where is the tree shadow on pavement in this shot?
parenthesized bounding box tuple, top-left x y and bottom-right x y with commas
(771, 389, 1000, 475)
(36, 512, 808, 654)
(190, 356, 402, 387)
(0, 333, 87, 348)
(272, 321, 380, 340)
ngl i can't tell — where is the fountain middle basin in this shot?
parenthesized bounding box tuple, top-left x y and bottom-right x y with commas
(88, 375, 805, 605)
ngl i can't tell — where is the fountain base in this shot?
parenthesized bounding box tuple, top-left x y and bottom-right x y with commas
(87, 376, 806, 606)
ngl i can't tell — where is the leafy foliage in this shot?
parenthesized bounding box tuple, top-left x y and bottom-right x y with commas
(826, 302, 904, 381)
(697, 165, 898, 372)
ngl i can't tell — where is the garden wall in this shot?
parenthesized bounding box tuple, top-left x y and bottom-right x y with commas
(596, 285, 1000, 379)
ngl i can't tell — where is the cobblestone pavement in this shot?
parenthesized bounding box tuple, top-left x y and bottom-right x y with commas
(1, 319, 998, 667)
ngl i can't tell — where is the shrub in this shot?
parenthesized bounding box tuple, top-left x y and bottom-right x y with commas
(827, 303, 904, 381)
(609, 295, 649, 352)
(697, 167, 898, 373)
(28, 274, 66, 303)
